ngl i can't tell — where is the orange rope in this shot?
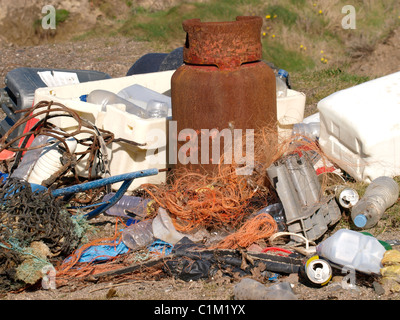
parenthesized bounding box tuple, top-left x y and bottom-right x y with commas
(55, 217, 129, 284)
(213, 213, 278, 249)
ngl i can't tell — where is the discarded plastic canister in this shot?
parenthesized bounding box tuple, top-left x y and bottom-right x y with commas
(316, 229, 386, 275)
(303, 255, 332, 287)
(276, 69, 288, 98)
(351, 176, 399, 229)
(335, 186, 359, 209)
(171, 16, 277, 175)
(28, 135, 77, 186)
(122, 219, 155, 251)
(102, 193, 152, 218)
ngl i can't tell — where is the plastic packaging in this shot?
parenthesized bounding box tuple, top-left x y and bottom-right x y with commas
(254, 203, 286, 232)
(28, 135, 77, 186)
(102, 193, 151, 218)
(152, 207, 185, 245)
(11, 134, 49, 181)
(233, 278, 297, 300)
(276, 69, 289, 98)
(316, 229, 386, 274)
(117, 84, 172, 117)
(351, 176, 399, 229)
(292, 122, 320, 141)
(122, 219, 155, 251)
(86, 89, 148, 118)
(146, 99, 168, 118)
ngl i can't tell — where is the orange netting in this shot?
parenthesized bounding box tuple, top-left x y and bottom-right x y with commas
(55, 217, 130, 285)
(213, 212, 278, 249)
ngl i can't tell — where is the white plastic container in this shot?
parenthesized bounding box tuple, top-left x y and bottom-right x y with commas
(34, 70, 174, 191)
(277, 89, 306, 139)
(28, 135, 77, 185)
(316, 229, 386, 274)
(318, 71, 400, 182)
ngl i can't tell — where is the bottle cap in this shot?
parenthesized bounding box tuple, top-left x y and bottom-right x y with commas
(278, 69, 289, 78)
(354, 214, 367, 228)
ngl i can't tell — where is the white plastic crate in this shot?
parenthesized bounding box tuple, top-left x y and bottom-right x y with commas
(318, 71, 400, 182)
(34, 70, 175, 191)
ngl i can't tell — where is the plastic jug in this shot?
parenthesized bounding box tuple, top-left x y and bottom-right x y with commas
(316, 229, 386, 274)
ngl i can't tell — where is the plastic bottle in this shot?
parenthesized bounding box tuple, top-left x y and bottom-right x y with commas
(276, 69, 289, 98)
(152, 207, 185, 245)
(292, 122, 320, 140)
(117, 84, 172, 116)
(146, 99, 169, 118)
(86, 89, 148, 118)
(11, 134, 49, 181)
(28, 135, 77, 186)
(122, 219, 155, 251)
(351, 176, 399, 229)
(316, 229, 386, 274)
(102, 193, 151, 218)
(255, 203, 286, 232)
(233, 278, 297, 300)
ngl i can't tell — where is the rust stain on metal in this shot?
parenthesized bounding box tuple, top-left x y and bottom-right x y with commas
(182, 16, 263, 70)
(171, 16, 277, 175)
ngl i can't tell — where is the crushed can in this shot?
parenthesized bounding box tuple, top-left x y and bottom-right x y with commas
(302, 255, 332, 287)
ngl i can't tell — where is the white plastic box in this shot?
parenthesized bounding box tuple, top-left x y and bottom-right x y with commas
(34, 70, 306, 191)
(318, 71, 400, 182)
(34, 70, 175, 191)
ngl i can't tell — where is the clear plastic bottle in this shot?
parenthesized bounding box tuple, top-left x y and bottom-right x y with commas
(122, 219, 155, 251)
(117, 84, 172, 116)
(254, 203, 286, 232)
(86, 89, 148, 118)
(276, 69, 289, 98)
(233, 278, 297, 300)
(102, 193, 151, 218)
(11, 134, 49, 181)
(316, 229, 386, 274)
(351, 176, 399, 229)
(292, 122, 320, 140)
(146, 99, 168, 118)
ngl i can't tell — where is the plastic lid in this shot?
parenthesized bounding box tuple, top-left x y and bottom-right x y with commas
(354, 214, 367, 228)
(278, 69, 289, 78)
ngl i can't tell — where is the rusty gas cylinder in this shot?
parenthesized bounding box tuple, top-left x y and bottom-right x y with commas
(171, 16, 277, 175)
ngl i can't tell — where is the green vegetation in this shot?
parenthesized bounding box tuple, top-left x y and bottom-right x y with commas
(82, 0, 400, 111)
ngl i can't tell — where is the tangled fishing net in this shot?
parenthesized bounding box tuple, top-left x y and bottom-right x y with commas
(0, 178, 88, 291)
(142, 124, 335, 249)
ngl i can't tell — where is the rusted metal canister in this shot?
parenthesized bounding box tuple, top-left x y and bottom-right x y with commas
(171, 16, 277, 175)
